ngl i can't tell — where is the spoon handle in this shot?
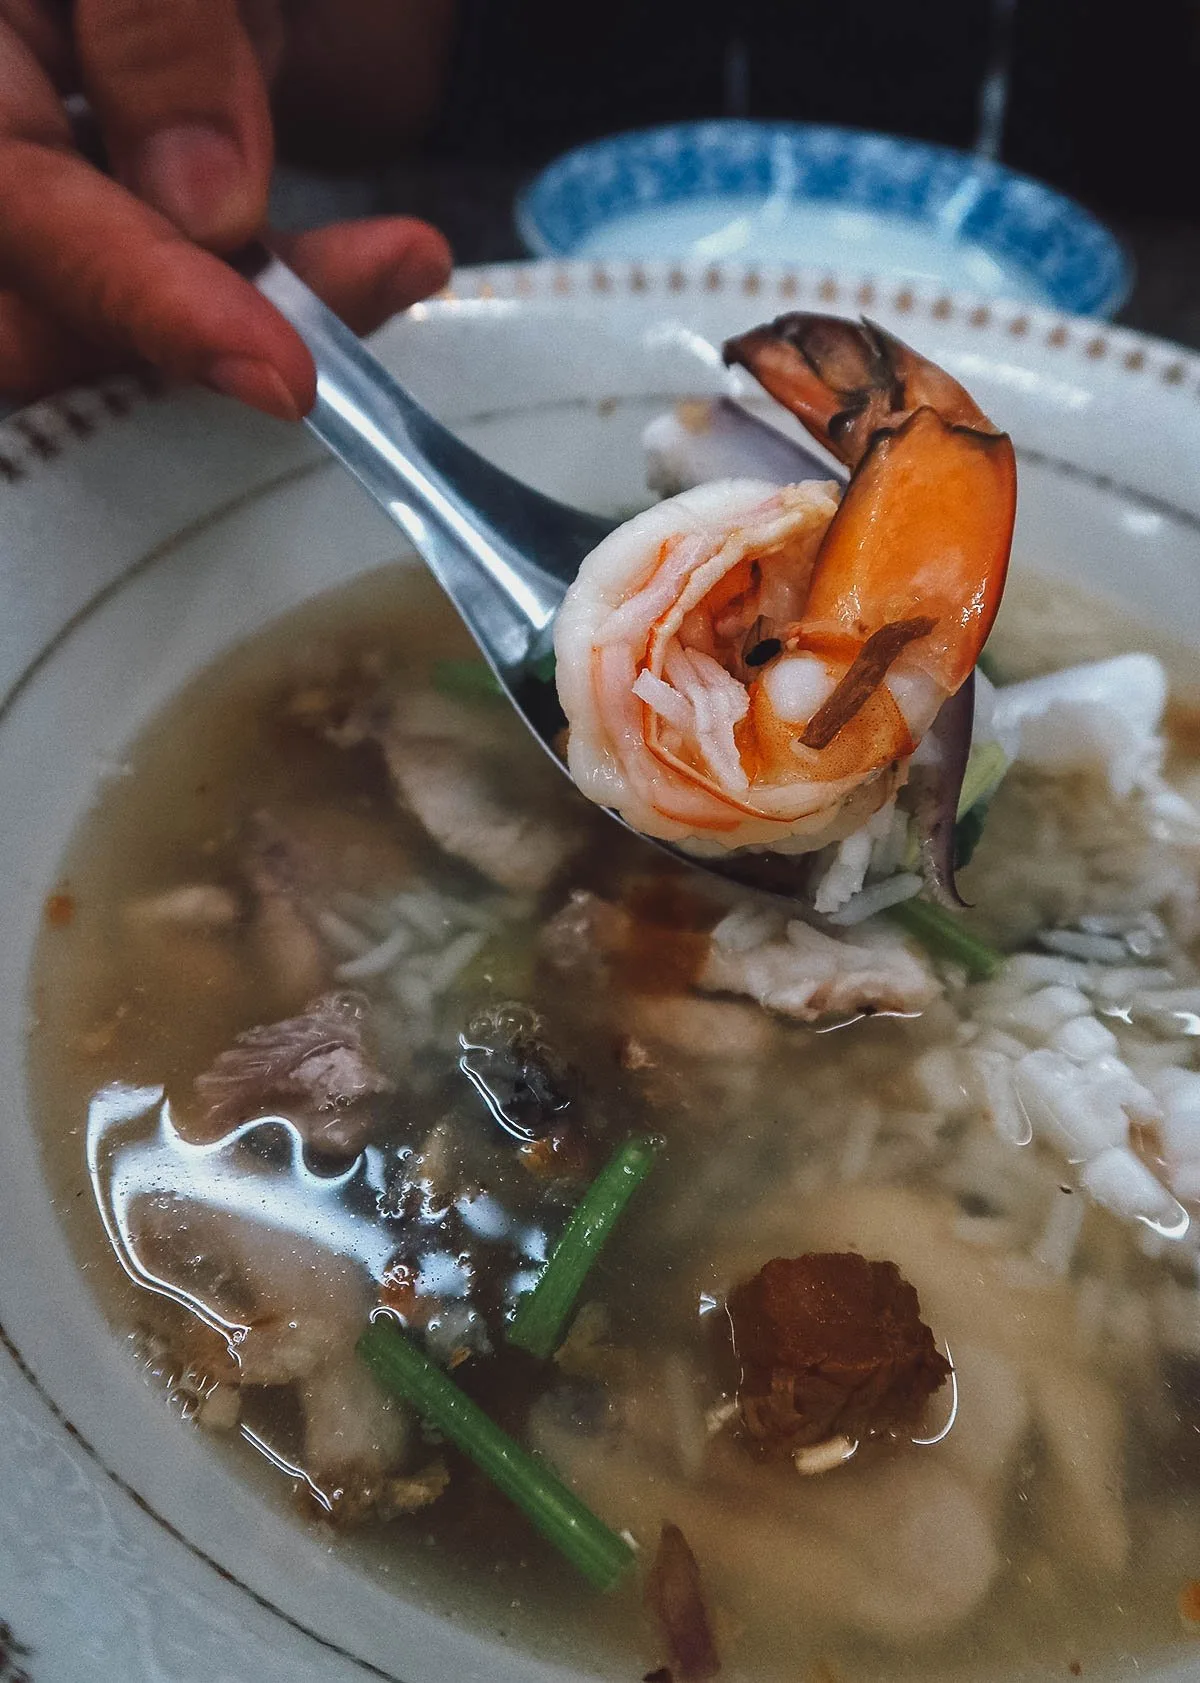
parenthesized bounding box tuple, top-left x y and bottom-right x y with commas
(243, 246, 612, 676)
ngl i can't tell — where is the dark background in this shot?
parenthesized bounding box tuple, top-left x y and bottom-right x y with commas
(274, 0, 1200, 345)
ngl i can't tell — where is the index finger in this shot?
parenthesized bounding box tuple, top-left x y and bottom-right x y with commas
(0, 20, 313, 417)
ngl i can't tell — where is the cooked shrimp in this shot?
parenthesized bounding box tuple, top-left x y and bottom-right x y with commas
(554, 314, 1016, 852)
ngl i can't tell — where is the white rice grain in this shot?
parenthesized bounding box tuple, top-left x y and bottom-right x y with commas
(336, 921, 417, 980)
(1049, 1014, 1120, 1062)
(315, 909, 375, 960)
(968, 1049, 1032, 1146)
(1088, 966, 1176, 1003)
(1037, 929, 1132, 964)
(910, 1047, 974, 1118)
(1079, 1148, 1189, 1235)
(1002, 953, 1094, 992)
(825, 873, 922, 925)
(793, 1436, 857, 1475)
(711, 903, 783, 954)
(812, 827, 874, 916)
(985, 985, 1091, 1041)
(421, 930, 487, 998)
(388, 889, 454, 940)
(1013, 1048, 1130, 1160)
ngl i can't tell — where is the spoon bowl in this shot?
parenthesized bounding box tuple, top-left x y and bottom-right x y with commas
(247, 245, 837, 902)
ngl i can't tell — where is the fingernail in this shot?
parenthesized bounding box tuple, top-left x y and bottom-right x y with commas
(204, 355, 304, 422)
(132, 123, 247, 243)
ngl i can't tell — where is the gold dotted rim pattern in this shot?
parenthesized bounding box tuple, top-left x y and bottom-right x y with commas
(3, 262, 1198, 485)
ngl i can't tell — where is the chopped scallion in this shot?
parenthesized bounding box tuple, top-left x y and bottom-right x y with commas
(433, 658, 502, 700)
(433, 651, 556, 698)
(887, 898, 1003, 982)
(509, 1134, 660, 1360)
(359, 1318, 635, 1591)
(956, 739, 1009, 820)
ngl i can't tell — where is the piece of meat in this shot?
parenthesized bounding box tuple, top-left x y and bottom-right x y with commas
(936, 1341, 1030, 1494)
(244, 811, 329, 1007)
(295, 1355, 447, 1525)
(625, 995, 776, 1062)
(193, 990, 391, 1153)
(700, 913, 939, 1022)
(458, 1001, 579, 1141)
(1031, 1366, 1129, 1574)
(541, 890, 633, 979)
(727, 1253, 950, 1453)
(533, 1400, 1000, 1643)
(646, 1523, 720, 1681)
(326, 687, 582, 893)
(306, 1459, 450, 1527)
(381, 729, 577, 893)
(131, 1203, 375, 1389)
(299, 1351, 408, 1470)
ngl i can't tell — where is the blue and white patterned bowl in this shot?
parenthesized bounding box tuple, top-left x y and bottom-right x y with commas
(517, 121, 1131, 317)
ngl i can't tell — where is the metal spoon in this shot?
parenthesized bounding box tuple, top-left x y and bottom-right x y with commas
(244, 245, 835, 898)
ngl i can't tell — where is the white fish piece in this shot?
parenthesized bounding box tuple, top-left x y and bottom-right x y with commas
(535, 1392, 1000, 1643)
(989, 653, 1168, 798)
(937, 1342, 1030, 1492)
(299, 1355, 409, 1481)
(699, 916, 939, 1022)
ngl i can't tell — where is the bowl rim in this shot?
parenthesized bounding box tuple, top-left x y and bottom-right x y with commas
(515, 117, 1133, 319)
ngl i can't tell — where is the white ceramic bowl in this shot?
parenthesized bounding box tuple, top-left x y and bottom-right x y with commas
(1, 262, 1198, 1682)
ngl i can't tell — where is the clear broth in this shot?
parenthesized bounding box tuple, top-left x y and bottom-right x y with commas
(28, 562, 1200, 1683)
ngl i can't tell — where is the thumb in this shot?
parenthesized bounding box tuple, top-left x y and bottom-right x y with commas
(74, 0, 273, 249)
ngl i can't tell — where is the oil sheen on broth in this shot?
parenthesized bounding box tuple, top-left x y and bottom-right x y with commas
(28, 562, 1200, 1682)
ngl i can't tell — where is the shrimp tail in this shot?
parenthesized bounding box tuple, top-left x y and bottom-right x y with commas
(723, 313, 999, 469)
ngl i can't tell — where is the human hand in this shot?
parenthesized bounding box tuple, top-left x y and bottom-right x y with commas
(0, 0, 453, 418)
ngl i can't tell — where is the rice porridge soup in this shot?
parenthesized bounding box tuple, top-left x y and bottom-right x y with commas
(26, 316, 1200, 1682)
